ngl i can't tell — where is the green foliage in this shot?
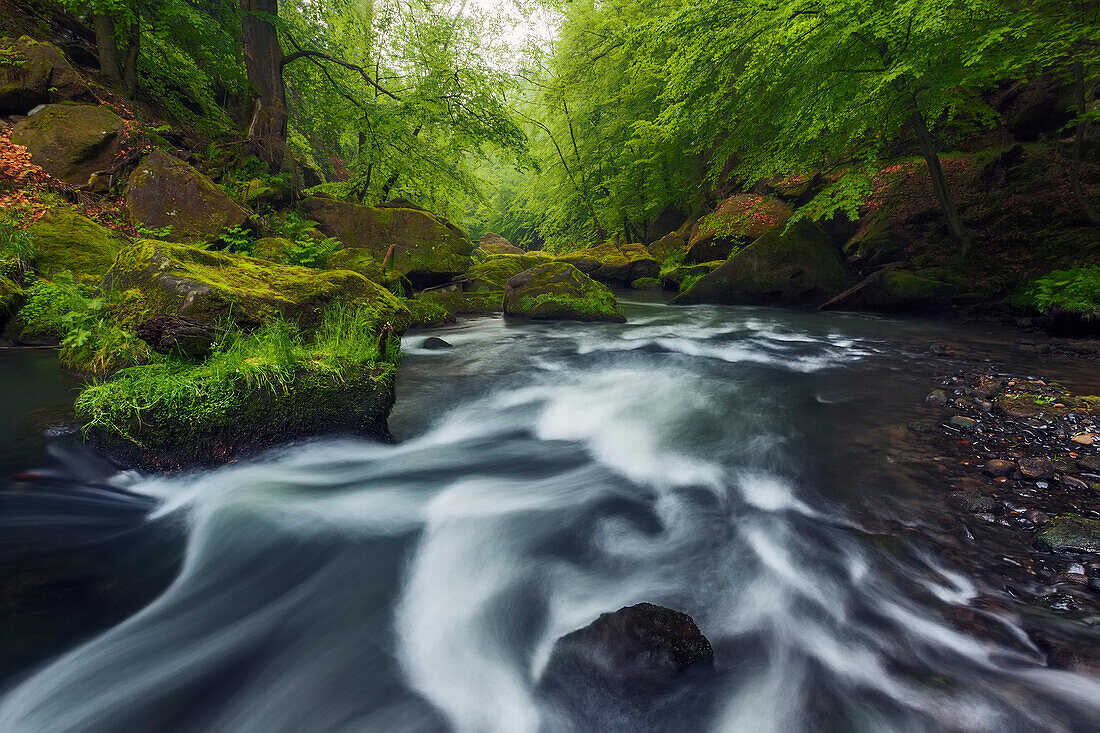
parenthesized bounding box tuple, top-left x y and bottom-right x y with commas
(12, 278, 92, 339)
(0, 46, 26, 67)
(212, 225, 255, 256)
(1015, 267, 1100, 317)
(0, 215, 36, 278)
(76, 303, 400, 442)
(135, 223, 174, 239)
(269, 211, 341, 268)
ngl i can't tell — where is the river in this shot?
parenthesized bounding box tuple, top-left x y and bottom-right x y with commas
(1, 298, 1099, 732)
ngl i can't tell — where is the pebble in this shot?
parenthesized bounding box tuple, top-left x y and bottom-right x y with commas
(947, 490, 1001, 514)
(1050, 572, 1089, 586)
(984, 459, 1016, 477)
(1072, 434, 1095, 445)
(926, 390, 949, 406)
(950, 415, 977, 429)
(1026, 509, 1051, 525)
(1062, 476, 1089, 490)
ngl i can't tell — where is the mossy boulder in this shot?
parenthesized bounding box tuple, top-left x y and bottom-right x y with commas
(417, 288, 502, 315)
(326, 247, 388, 284)
(10, 103, 126, 187)
(126, 150, 251, 243)
(26, 208, 128, 283)
(631, 277, 662, 290)
(1034, 515, 1100, 554)
(0, 36, 94, 114)
(404, 297, 455, 328)
(860, 269, 959, 311)
(104, 240, 410, 330)
(659, 262, 723, 292)
(251, 236, 295, 264)
(301, 197, 474, 287)
(647, 231, 686, 264)
(686, 194, 792, 264)
(674, 219, 847, 307)
(478, 232, 524, 256)
(843, 220, 908, 268)
(464, 254, 549, 292)
(503, 262, 625, 323)
(557, 242, 660, 285)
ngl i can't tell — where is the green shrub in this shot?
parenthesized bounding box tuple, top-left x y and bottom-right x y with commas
(1015, 267, 1100, 317)
(11, 279, 92, 339)
(0, 214, 36, 279)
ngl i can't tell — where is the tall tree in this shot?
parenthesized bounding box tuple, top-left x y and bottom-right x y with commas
(241, 0, 290, 167)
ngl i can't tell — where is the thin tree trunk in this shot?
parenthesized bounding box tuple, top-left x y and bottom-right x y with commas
(122, 18, 140, 96)
(1073, 61, 1100, 225)
(93, 14, 123, 84)
(241, 0, 289, 169)
(910, 110, 972, 255)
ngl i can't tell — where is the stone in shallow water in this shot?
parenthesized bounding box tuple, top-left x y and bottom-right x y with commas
(422, 337, 452, 350)
(947, 490, 1001, 514)
(1020, 457, 1054, 480)
(1034, 515, 1100, 554)
(541, 602, 713, 692)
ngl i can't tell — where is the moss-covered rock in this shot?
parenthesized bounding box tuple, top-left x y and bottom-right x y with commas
(251, 236, 295, 264)
(76, 308, 404, 471)
(0, 36, 94, 114)
(104, 239, 411, 330)
(647, 232, 686, 264)
(10, 103, 126, 187)
(325, 247, 388, 283)
(26, 208, 128, 283)
(674, 219, 847, 307)
(659, 262, 723, 292)
(504, 262, 625, 323)
(464, 254, 549, 292)
(557, 242, 660, 285)
(301, 197, 475, 287)
(1034, 515, 1100, 554)
(404, 297, 456, 328)
(417, 288, 502, 315)
(630, 277, 662, 290)
(478, 232, 524, 256)
(860, 269, 959, 311)
(843, 220, 908, 268)
(126, 150, 251, 243)
(686, 194, 792, 264)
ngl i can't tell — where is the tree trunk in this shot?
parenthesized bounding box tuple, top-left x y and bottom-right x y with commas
(910, 110, 972, 255)
(122, 18, 140, 96)
(1072, 61, 1100, 226)
(241, 0, 289, 169)
(93, 13, 123, 85)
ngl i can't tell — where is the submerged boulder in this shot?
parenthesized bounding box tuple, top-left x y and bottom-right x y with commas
(25, 208, 128, 283)
(104, 239, 410, 330)
(126, 150, 251, 243)
(674, 219, 847, 307)
(558, 242, 660, 285)
(685, 194, 792, 264)
(541, 603, 714, 692)
(503, 262, 625, 322)
(478, 232, 524, 256)
(0, 36, 94, 114)
(10, 104, 126, 187)
(301, 197, 474, 287)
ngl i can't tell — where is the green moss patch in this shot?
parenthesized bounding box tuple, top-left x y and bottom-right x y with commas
(26, 208, 129, 284)
(504, 262, 625, 323)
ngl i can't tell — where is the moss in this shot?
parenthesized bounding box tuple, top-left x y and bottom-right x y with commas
(630, 277, 662, 290)
(9, 103, 125, 186)
(1034, 514, 1100, 553)
(861, 269, 959, 310)
(252, 237, 295, 263)
(76, 304, 402, 470)
(647, 232, 686, 264)
(404, 297, 455, 328)
(105, 239, 411, 331)
(26, 208, 129, 284)
(326, 247, 387, 283)
(0, 273, 25, 322)
(60, 322, 157, 375)
(557, 242, 660, 284)
(417, 288, 502, 314)
(464, 254, 549, 291)
(8, 278, 90, 341)
(659, 261, 723, 292)
(674, 219, 847, 307)
(504, 262, 625, 322)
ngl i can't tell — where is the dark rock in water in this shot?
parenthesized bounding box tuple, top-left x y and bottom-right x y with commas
(1034, 516, 1100, 554)
(1026, 509, 1051, 526)
(135, 315, 216, 358)
(1078, 456, 1100, 473)
(1019, 457, 1054, 480)
(422, 337, 452, 350)
(984, 459, 1017, 477)
(950, 415, 977, 429)
(925, 389, 949, 406)
(541, 603, 713, 693)
(947, 490, 1001, 514)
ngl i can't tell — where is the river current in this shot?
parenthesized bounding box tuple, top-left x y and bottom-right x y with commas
(2, 298, 1100, 732)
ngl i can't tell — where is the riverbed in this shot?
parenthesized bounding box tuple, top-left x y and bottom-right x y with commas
(1, 299, 1099, 732)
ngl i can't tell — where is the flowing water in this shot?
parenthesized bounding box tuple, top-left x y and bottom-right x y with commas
(2, 299, 1100, 732)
